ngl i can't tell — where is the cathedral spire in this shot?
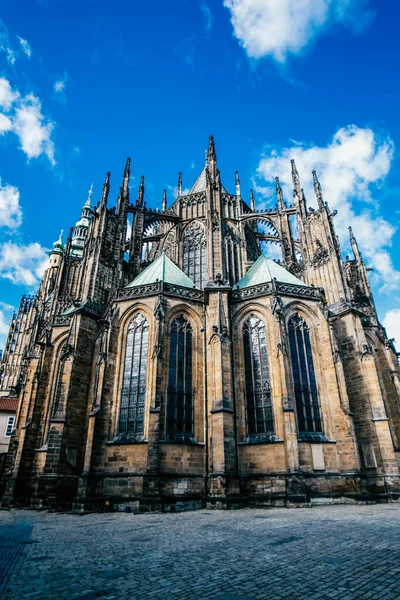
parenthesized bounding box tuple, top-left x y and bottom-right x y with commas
(207, 135, 216, 163)
(235, 171, 241, 197)
(162, 189, 167, 213)
(250, 188, 256, 212)
(349, 226, 362, 263)
(177, 172, 182, 198)
(101, 172, 110, 210)
(137, 175, 145, 207)
(51, 229, 64, 255)
(312, 170, 324, 209)
(275, 176, 284, 211)
(117, 158, 131, 216)
(85, 183, 93, 207)
(207, 135, 217, 180)
(291, 159, 301, 196)
(123, 157, 131, 192)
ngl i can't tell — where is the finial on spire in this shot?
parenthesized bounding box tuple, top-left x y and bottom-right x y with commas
(83, 183, 93, 208)
(137, 175, 145, 207)
(162, 189, 167, 213)
(349, 226, 362, 263)
(178, 172, 182, 197)
(235, 171, 241, 197)
(291, 159, 301, 194)
(123, 157, 131, 191)
(207, 135, 216, 163)
(250, 188, 256, 212)
(52, 229, 64, 253)
(275, 176, 284, 210)
(100, 172, 110, 209)
(312, 170, 324, 208)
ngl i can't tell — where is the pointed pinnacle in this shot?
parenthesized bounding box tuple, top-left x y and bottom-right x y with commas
(312, 170, 324, 207)
(291, 159, 301, 193)
(207, 135, 216, 161)
(275, 176, 284, 209)
(250, 188, 256, 211)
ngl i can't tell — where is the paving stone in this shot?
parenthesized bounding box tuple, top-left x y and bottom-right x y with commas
(1, 505, 400, 599)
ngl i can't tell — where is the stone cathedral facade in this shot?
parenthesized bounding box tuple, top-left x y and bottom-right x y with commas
(1, 137, 400, 511)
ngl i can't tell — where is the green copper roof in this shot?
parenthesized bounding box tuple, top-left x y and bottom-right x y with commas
(126, 251, 198, 289)
(233, 254, 306, 290)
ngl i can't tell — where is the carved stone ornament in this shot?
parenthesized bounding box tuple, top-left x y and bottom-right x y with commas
(288, 261, 304, 277)
(244, 227, 260, 262)
(212, 211, 220, 232)
(312, 239, 330, 268)
(183, 221, 206, 250)
(163, 231, 176, 259)
(223, 222, 240, 244)
(281, 235, 292, 261)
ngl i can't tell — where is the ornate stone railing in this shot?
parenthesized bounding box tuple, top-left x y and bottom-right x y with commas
(232, 281, 322, 302)
(53, 315, 72, 326)
(115, 282, 204, 303)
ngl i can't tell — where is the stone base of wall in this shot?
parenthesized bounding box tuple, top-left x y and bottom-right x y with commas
(2, 471, 400, 512)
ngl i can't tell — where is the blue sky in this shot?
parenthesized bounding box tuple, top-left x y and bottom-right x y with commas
(0, 0, 399, 348)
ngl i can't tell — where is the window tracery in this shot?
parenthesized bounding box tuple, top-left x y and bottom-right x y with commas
(243, 315, 274, 437)
(182, 222, 206, 289)
(288, 314, 323, 434)
(224, 223, 240, 286)
(118, 313, 149, 439)
(51, 343, 73, 418)
(166, 315, 194, 441)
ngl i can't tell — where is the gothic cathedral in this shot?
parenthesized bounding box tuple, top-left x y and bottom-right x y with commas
(1, 137, 400, 511)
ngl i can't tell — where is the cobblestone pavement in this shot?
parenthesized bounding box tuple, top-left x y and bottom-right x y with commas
(2, 504, 400, 600)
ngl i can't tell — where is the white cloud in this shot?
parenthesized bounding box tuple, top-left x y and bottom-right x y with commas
(0, 180, 22, 229)
(0, 78, 19, 111)
(17, 36, 32, 58)
(254, 125, 399, 289)
(13, 93, 55, 164)
(54, 80, 65, 93)
(0, 78, 55, 165)
(0, 241, 48, 287)
(53, 72, 68, 96)
(223, 0, 373, 62)
(383, 309, 400, 350)
(0, 302, 15, 350)
(201, 4, 214, 32)
(0, 22, 32, 64)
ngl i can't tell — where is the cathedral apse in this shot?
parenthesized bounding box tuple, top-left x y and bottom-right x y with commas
(1, 136, 400, 512)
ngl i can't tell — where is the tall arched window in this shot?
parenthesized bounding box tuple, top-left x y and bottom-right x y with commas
(166, 315, 194, 441)
(288, 314, 323, 434)
(182, 222, 206, 289)
(51, 343, 73, 419)
(243, 316, 274, 436)
(118, 314, 149, 439)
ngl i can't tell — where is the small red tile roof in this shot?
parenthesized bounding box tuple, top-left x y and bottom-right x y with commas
(0, 397, 18, 413)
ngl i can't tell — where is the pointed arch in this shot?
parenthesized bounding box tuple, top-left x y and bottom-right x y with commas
(242, 314, 274, 437)
(288, 313, 323, 434)
(166, 314, 194, 441)
(182, 221, 206, 289)
(118, 313, 149, 439)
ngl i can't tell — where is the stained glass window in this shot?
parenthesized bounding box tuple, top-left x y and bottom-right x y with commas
(243, 316, 274, 436)
(51, 345, 71, 418)
(182, 222, 207, 289)
(288, 314, 323, 434)
(118, 314, 149, 438)
(166, 315, 194, 441)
